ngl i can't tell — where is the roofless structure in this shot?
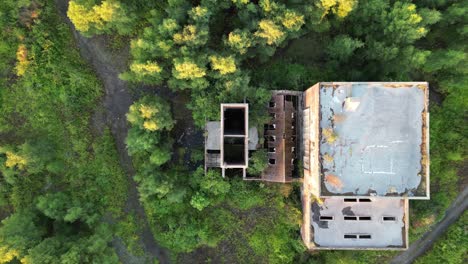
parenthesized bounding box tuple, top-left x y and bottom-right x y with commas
(220, 104, 249, 177)
(204, 82, 430, 250)
(205, 104, 254, 178)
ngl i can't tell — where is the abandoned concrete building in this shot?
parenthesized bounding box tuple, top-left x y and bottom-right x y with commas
(204, 82, 430, 250)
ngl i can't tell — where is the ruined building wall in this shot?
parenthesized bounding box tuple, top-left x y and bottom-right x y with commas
(301, 83, 321, 249)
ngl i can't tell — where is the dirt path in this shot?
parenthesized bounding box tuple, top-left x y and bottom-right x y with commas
(55, 1, 170, 263)
(391, 186, 468, 264)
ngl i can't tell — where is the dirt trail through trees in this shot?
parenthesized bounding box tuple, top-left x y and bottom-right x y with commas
(391, 186, 468, 264)
(55, 1, 169, 263)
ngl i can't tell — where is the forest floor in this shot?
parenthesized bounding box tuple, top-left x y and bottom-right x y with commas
(55, 0, 171, 263)
(391, 186, 468, 264)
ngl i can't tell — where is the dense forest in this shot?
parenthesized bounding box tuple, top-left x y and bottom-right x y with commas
(0, 0, 466, 263)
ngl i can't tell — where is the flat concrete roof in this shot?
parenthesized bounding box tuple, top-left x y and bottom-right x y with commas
(311, 197, 407, 249)
(206, 121, 221, 150)
(318, 82, 429, 197)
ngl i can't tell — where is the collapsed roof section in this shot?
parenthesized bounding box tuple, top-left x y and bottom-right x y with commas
(261, 91, 302, 183)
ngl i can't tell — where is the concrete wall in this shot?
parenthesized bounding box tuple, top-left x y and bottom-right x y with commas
(301, 83, 320, 249)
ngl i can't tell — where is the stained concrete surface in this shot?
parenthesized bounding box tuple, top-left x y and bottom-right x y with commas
(248, 127, 258, 150)
(206, 122, 221, 150)
(319, 83, 426, 196)
(311, 198, 406, 248)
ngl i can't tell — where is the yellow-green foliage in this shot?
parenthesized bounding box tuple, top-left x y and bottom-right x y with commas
(173, 59, 206, 79)
(259, 0, 279, 13)
(173, 25, 198, 44)
(67, 1, 95, 32)
(319, 0, 357, 18)
(143, 120, 158, 131)
(281, 10, 305, 31)
(15, 44, 30, 76)
(210, 56, 236, 75)
(126, 96, 174, 134)
(131, 39, 149, 50)
(322, 128, 338, 143)
(189, 6, 209, 21)
(227, 30, 252, 54)
(5, 151, 27, 170)
(130, 61, 162, 76)
(406, 4, 426, 35)
(93, 1, 117, 23)
(255, 20, 285, 45)
(139, 105, 158, 119)
(159, 19, 179, 35)
(0, 244, 21, 263)
(407, 5, 422, 23)
(128, 104, 161, 131)
(67, 0, 124, 33)
(232, 0, 250, 5)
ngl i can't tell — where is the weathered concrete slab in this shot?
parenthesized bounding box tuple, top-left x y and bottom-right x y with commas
(311, 198, 406, 248)
(319, 83, 427, 196)
(206, 121, 221, 150)
(248, 127, 258, 150)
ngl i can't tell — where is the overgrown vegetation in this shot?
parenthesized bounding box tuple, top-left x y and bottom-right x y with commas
(0, 0, 465, 263)
(252, 0, 467, 243)
(72, 0, 466, 262)
(0, 0, 129, 262)
(247, 149, 268, 176)
(125, 96, 303, 262)
(117, 0, 359, 128)
(415, 211, 467, 264)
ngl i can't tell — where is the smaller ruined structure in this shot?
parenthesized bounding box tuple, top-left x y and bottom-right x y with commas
(205, 104, 254, 177)
(261, 91, 302, 183)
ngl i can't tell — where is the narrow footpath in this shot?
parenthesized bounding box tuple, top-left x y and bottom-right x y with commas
(55, 1, 170, 263)
(391, 186, 468, 264)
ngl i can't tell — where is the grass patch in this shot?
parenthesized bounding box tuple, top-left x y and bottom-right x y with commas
(415, 211, 467, 264)
(116, 213, 145, 256)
